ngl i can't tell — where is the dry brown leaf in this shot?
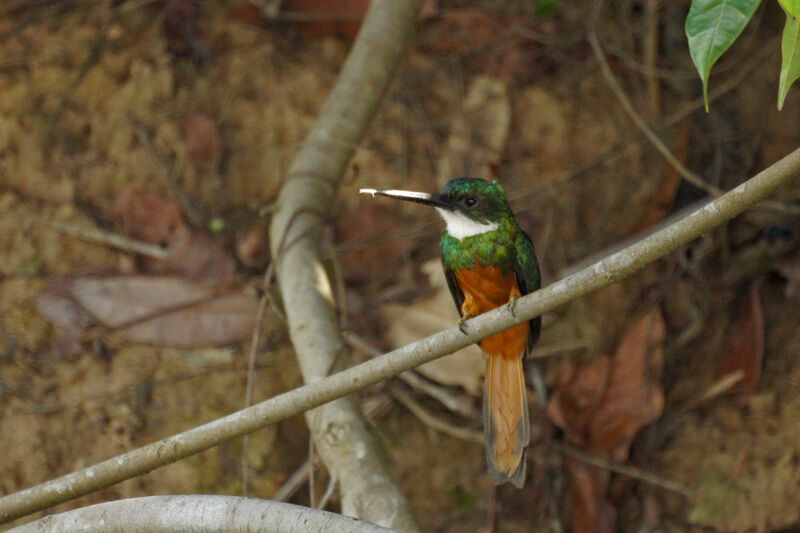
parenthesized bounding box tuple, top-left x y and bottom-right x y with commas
(113, 187, 183, 246)
(282, 0, 369, 39)
(183, 111, 221, 173)
(382, 260, 484, 395)
(717, 283, 764, 398)
(112, 187, 236, 282)
(547, 309, 665, 533)
(436, 76, 510, 187)
(236, 221, 271, 267)
(38, 276, 259, 348)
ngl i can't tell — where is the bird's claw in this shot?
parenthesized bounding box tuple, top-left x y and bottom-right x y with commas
(457, 315, 469, 335)
(507, 295, 518, 317)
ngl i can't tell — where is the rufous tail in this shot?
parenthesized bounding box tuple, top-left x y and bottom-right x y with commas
(484, 351, 530, 488)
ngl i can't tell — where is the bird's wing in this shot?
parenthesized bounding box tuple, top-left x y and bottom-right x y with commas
(443, 262, 465, 317)
(512, 230, 541, 351)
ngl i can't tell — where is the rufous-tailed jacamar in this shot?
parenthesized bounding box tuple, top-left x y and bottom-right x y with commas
(361, 178, 540, 488)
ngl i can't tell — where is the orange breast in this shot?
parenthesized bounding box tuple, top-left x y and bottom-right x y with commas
(455, 265, 529, 359)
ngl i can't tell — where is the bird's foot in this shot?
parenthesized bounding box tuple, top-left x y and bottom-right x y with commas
(507, 295, 518, 317)
(457, 315, 469, 335)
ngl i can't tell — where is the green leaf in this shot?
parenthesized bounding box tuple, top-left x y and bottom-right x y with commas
(779, 14, 800, 109)
(779, 0, 800, 17)
(685, 0, 763, 111)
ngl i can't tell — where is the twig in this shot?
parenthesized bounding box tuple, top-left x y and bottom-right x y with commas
(3, 211, 168, 259)
(43, 25, 108, 143)
(644, 0, 661, 117)
(390, 385, 482, 444)
(317, 475, 338, 510)
(344, 331, 477, 419)
(135, 125, 206, 228)
(273, 458, 315, 503)
(240, 292, 270, 496)
(553, 442, 690, 497)
(241, 263, 275, 495)
(588, 0, 722, 197)
(2, 137, 800, 526)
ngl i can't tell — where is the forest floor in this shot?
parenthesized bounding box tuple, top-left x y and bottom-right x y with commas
(2, 1, 800, 531)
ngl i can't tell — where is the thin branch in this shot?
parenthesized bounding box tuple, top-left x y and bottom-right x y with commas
(241, 290, 270, 496)
(553, 442, 690, 497)
(267, 0, 423, 530)
(588, 0, 722, 197)
(1, 146, 799, 525)
(390, 385, 482, 444)
(345, 331, 478, 419)
(8, 496, 394, 533)
(3, 211, 168, 259)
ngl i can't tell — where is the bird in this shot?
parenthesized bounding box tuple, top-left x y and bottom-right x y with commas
(360, 178, 540, 488)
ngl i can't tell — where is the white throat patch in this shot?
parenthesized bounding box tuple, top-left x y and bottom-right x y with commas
(436, 209, 499, 241)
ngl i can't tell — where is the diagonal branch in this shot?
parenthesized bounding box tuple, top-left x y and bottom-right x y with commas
(267, 0, 423, 531)
(1, 147, 799, 526)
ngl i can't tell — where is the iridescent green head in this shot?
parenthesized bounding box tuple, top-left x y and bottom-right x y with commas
(436, 178, 513, 225)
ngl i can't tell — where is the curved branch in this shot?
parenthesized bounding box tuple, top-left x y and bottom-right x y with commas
(1, 148, 799, 526)
(8, 496, 393, 533)
(267, 0, 423, 530)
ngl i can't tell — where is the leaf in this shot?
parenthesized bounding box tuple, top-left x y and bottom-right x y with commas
(685, 0, 762, 110)
(436, 76, 510, 186)
(778, 14, 800, 110)
(716, 283, 764, 397)
(183, 112, 221, 172)
(39, 276, 259, 348)
(547, 310, 665, 532)
(112, 187, 237, 282)
(382, 260, 485, 395)
(281, 0, 369, 39)
(779, 0, 800, 17)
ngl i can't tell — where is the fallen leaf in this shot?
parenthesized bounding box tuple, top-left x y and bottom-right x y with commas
(282, 0, 369, 39)
(183, 111, 221, 173)
(112, 187, 183, 246)
(547, 309, 665, 533)
(717, 283, 764, 398)
(382, 260, 484, 395)
(436, 76, 510, 187)
(157, 225, 237, 282)
(36, 277, 96, 358)
(112, 187, 237, 282)
(38, 275, 259, 348)
(236, 221, 271, 267)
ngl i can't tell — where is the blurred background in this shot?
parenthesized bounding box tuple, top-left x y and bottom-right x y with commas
(2, 0, 800, 531)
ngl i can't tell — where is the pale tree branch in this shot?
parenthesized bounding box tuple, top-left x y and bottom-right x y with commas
(267, 0, 423, 530)
(8, 496, 393, 533)
(1, 147, 799, 526)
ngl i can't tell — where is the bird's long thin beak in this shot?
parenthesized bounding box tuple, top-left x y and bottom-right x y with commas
(359, 188, 451, 209)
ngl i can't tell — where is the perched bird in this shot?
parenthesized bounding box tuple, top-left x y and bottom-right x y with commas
(360, 178, 540, 488)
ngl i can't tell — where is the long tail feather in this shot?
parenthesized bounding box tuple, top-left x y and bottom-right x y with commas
(484, 352, 529, 488)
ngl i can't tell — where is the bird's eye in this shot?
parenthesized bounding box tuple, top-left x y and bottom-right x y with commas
(464, 197, 477, 207)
